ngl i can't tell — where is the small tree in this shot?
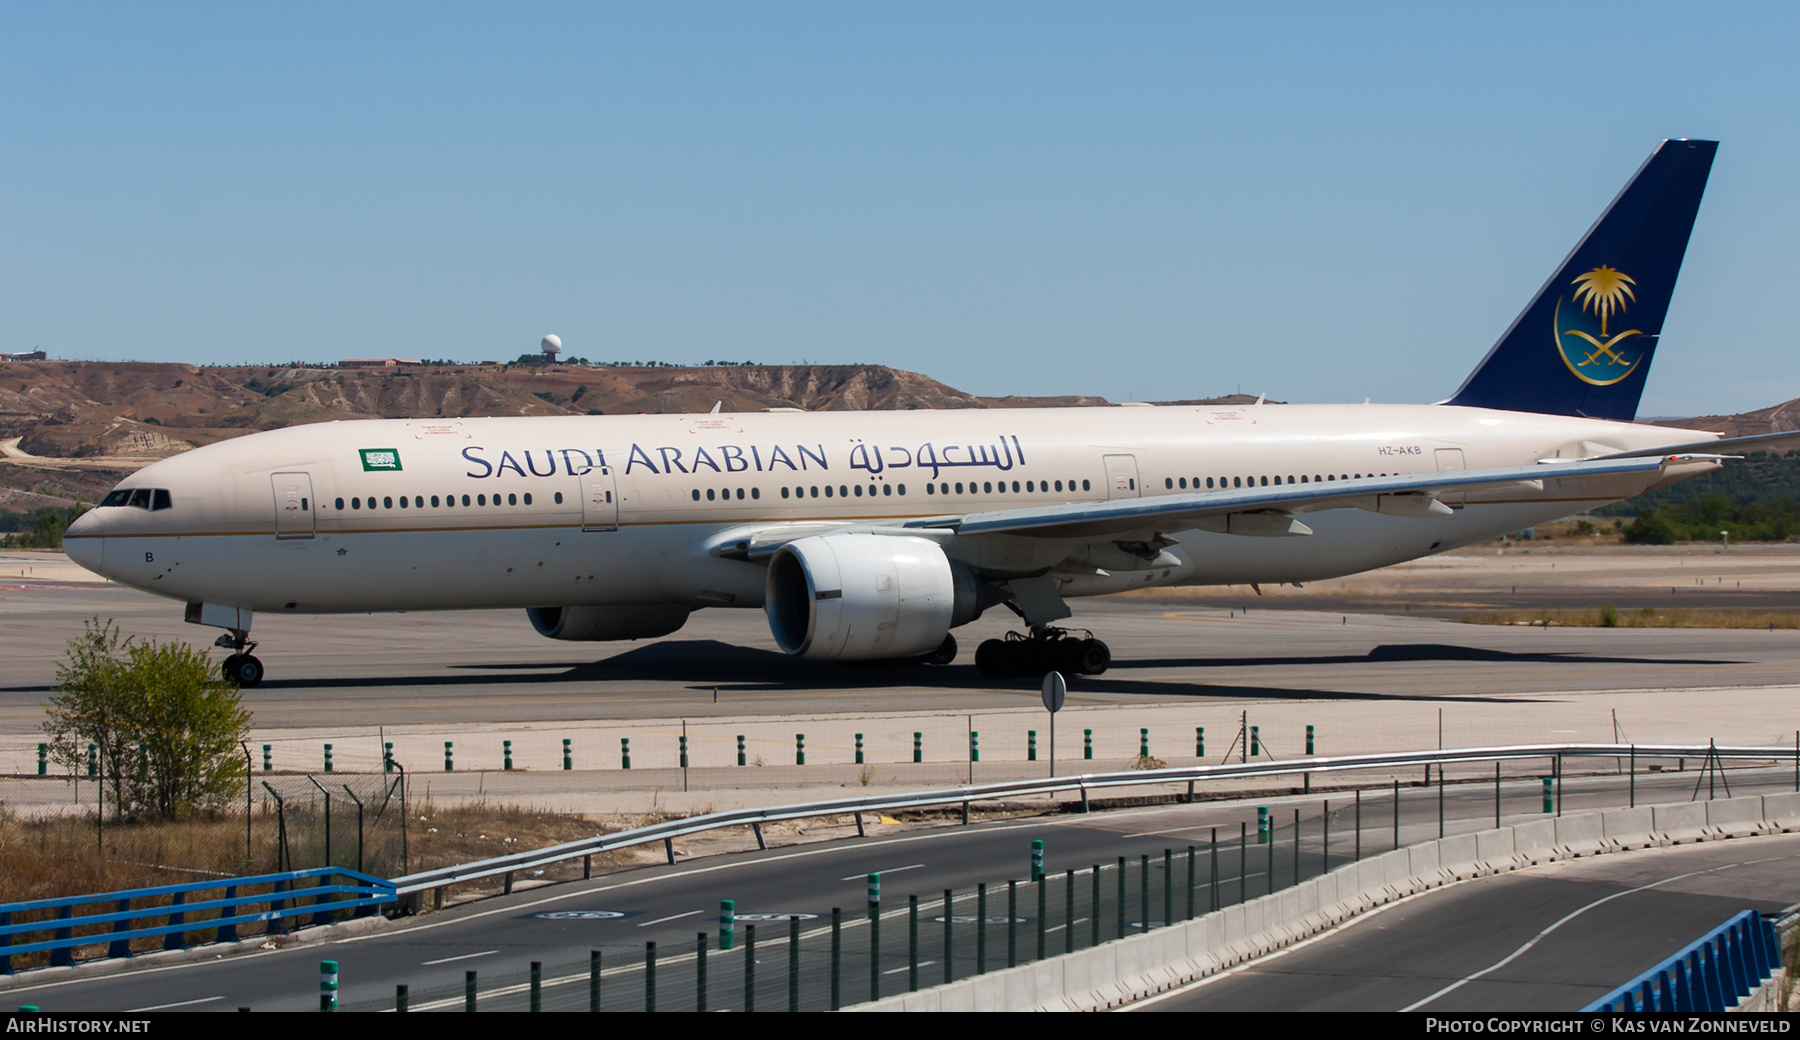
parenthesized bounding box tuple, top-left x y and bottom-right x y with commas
(43, 619, 250, 820)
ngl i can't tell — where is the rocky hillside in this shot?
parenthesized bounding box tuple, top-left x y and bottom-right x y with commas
(1, 360, 1262, 506)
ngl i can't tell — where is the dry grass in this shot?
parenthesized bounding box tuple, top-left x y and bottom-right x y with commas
(0, 807, 279, 905)
(1461, 606, 1800, 629)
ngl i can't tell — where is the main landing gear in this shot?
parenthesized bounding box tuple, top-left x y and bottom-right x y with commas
(974, 627, 1110, 678)
(214, 630, 264, 687)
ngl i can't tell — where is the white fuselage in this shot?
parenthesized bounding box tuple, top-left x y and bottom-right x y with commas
(64, 402, 1707, 622)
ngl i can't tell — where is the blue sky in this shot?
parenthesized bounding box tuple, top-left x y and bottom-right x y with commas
(3, 3, 1796, 416)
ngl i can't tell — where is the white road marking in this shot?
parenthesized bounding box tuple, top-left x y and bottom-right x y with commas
(637, 909, 704, 927)
(127, 996, 222, 1011)
(421, 949, 496, 965)
(839, 863, 924, 881)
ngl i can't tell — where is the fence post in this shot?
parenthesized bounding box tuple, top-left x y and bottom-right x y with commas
(1036, 877, 1047, 960)
(909, 894, 919, 992)
(590, 950, 601, 1012)
(868, 873, 881, 1000)
(744, 924, 756, 1013)
(942, 891, 953, 986)
(789, 915, 801, 1012)
(465, 969, 477, 1012)
(644, 941, 656, 1013)
(832, 907, 843, 1010)
(529, 960, 541, 1012)
(396, 984, 407, 1012)
(696, 932, 708, 1013)
(1065, 868, 1076, 954)
(1007, 880, 1018, 968)
(977, 882, 988, 973)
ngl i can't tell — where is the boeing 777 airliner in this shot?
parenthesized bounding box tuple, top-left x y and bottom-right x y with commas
(64, 139, 1787, 686)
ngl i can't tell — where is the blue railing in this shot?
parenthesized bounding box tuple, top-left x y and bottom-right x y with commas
(1583, 910, 1781, 1012)
(0, 867, 396, 973)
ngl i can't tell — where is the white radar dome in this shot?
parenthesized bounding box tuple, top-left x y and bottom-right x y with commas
(541, 334, 562, 354)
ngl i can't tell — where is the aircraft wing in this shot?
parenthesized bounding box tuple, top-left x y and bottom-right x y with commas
(1590, 430, 1800, 460)
(896, 455, 1681, 540)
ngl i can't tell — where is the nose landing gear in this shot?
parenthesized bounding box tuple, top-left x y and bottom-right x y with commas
(974, 627, 1110, 678)
(214, 631, 264, 687)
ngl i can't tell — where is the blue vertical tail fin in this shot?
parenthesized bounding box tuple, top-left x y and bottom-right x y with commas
(1444, 139, 1716, 421)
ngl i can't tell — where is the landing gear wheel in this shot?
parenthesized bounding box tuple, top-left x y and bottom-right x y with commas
(234, 655, 265, 687)
(1074, 638, 1110, 676)
(976, 628, 1109, 678)
(923, 633, 958, 666)
(222, 654, 265, 687)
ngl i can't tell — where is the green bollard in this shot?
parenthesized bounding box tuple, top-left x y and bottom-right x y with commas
(1028, 730, 1037, 761)
(679, 735, 687, 770)
(1031, 838, 1044, 882)
(855, 733, 864, 765)
(1542, 776, 1554, 813)
(529, 960, 541, 1012)
(86, 743, 97, 777)
(465, 970, 477, 1012)
(562, 738, 571, 771)
(1257, 806, 1270, 844)
(913, 731, 922, 763)
(796, 733, 805, 765)
(263, 744, 272, 772)
(384, 742, 394, 774)
(1084, 729, 1093, 760)
(1251, 725, 1261, 757)
(1140, 728, 1149, 758)
(621, 737, 630, 770)
(36, 743, 45, 776)
(1196, 727, 1204, 757)
(320, 959, 338, 1011)
(1306, 724, 1315, 755)
(444, 741, 453, 772)
(324, 743, 334, 773)
(720, 899, 735, 950)
(503, 740, 512, 771)
(737, 735, 746, 766)
(970, 730, 979, 763)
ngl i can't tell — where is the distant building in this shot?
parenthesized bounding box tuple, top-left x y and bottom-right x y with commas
(0, 351, 46, 362)
(338, 358, 420, 369)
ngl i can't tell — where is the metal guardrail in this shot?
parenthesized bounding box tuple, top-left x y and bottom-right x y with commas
(390, 740, 1798, 896)
(0, 867, 396, 973)
(1583, 909, 1781, 1012)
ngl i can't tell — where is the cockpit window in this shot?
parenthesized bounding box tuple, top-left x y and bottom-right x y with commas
(100, 488, 172, 510)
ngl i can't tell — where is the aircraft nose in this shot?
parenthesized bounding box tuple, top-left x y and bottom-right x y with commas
(62, 512, 105, 574)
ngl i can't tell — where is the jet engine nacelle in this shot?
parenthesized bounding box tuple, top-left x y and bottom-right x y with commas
(527, 604, 692, 641)
(765, 534, 966, 660)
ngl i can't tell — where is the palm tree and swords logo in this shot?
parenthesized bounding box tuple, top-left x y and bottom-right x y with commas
(1554, 265, 1646, 385)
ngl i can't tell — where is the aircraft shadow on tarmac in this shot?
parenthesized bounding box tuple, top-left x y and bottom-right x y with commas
(0, 641, 1741, 703)
(217, 639, 1730, 704)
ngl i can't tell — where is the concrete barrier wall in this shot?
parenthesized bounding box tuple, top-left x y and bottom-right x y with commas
(853, 793, 1796, 1012)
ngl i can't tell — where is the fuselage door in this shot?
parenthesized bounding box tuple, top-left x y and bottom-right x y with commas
(1103, 454, 1141, 500)
(272, 472, 316, 540)
(581, 466, 618, 532)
